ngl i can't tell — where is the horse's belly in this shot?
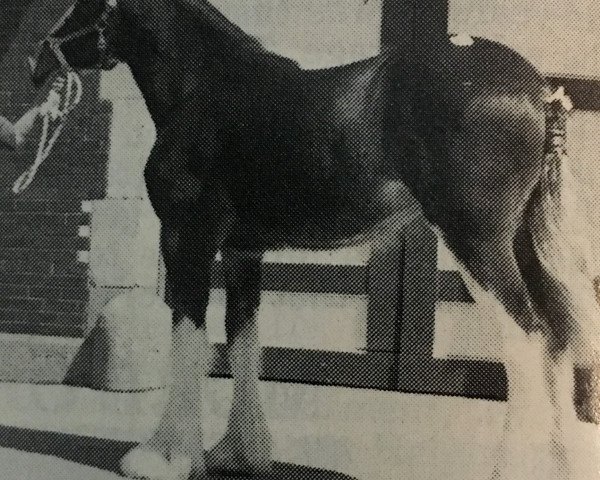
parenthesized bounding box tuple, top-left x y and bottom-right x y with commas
(225, 174, 418, 250)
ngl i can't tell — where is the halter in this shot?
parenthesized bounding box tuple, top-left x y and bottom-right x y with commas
(44, 0, 119, 72)
(13, 1, 118, 194)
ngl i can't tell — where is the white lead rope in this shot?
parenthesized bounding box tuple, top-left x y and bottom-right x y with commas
(12, 71, 83, 194)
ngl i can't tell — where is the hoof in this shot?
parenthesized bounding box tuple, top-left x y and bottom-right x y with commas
(206, 434, 272, 476)
(120, 446, 194, 480)
(120, 447, 171, 479)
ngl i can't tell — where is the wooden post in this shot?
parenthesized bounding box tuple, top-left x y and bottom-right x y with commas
(366, 0, 448, 356)
(381, 0, 448, 52)
(366, 228, 405, 352)
(398, 218, 438, 357)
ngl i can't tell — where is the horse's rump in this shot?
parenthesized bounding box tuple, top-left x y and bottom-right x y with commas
(383, 38, 548, 236)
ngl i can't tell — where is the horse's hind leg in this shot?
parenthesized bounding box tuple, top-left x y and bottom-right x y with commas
(515, 224, 600, 480)
(207, 248, 273, 475)
(492, 327, 571, 480)
(448, 231, 571, 480)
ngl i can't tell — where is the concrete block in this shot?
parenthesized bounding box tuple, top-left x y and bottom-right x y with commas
(99, 64, 155, 199)
(89, 198, 160, 289)
(67, 289, 171, 391)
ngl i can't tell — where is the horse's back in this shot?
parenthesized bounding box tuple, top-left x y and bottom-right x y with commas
(190, 36, 548, 250)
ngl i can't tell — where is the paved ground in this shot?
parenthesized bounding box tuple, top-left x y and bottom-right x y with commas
(0, 447, 121, 480)
(0, 381, 369, 479)
(0, 442, 353, 480)
(0, 380, 598, 480)
(0, 382, 354, 480)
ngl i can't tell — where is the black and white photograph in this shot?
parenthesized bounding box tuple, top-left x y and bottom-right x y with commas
(0, 0, 599, 479)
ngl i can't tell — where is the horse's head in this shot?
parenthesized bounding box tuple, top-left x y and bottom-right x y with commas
(29, 0, 122, 86)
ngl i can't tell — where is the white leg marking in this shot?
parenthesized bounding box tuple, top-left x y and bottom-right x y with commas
(121, 318, 212, 479)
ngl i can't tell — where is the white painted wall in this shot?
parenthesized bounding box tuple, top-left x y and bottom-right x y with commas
(450, 0, 600, 77)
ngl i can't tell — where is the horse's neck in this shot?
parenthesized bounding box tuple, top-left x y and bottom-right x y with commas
(121, 0, 262, 127)
(126, 54, 184, 127)
(120, 0, 305, 127)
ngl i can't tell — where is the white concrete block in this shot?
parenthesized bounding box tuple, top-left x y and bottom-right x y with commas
(91, 290, 171, 391)
(89, 198, 160, 288)
(100, 65, 155, 199)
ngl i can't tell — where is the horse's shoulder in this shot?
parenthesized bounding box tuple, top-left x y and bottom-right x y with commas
(154, 103, 218, 149)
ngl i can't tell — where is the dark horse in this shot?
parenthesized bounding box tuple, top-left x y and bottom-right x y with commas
(28, 0, 600, 478)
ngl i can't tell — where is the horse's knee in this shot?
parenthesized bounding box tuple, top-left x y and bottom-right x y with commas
(223, 251, 262, 296)
(166, 279, 211, 329)
(172, 309, 206, 330)
(163, 262, 212, 330)
(222, 250, 263, 336)
(223, 249, 261, 275)
(514, 226, 577, 351)
(456, 236, 545, 334)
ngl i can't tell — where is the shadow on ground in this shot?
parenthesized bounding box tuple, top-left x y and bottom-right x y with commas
(0, 424, 356, 479)
(0, 424, 133, 474)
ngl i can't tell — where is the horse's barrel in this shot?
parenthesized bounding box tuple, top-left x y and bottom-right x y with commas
(84, 290, 172, 391)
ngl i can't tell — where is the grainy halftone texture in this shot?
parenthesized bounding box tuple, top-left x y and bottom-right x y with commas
(2, 1, 600, 480)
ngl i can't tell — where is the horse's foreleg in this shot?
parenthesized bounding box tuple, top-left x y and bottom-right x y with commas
(121, 225, 218, 480)
(132, 315, 212, 473)
(121, 317, 212, 480)
(207, 249, 272, 475)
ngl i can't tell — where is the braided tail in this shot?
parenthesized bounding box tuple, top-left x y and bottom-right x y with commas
(527, 87, 600, 364)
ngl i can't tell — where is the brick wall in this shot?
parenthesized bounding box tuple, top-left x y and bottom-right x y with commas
(0, 0, 111, 337)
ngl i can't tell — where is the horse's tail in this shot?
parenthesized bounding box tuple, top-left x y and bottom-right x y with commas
(526, 121, 599, 363)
